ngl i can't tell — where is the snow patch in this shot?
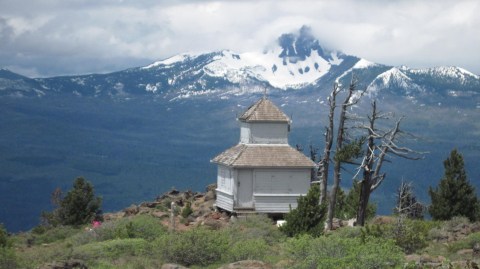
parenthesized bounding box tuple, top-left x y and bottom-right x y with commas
(142, 53, 201, 69)
(202, 48, 334, 89)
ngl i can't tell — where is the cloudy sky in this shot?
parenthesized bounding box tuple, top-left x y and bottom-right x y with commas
(1, 0, 479, 77)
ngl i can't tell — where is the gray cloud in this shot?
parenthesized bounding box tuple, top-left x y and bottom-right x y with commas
(1, 0, 478, 77)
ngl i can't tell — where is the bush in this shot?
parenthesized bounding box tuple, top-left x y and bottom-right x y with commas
(228, 214, 285, 245)
(285, 234, 404, 269)
(0, 224, 8, 248)
(30, 225, 81, 245)
(280, 185, 326, 237)
(71, 215, 166, 245)
(155, 227, 229, 266)
(361, 218, 431, 254)
(0, 247, 20, 269)
(226, 238, 269, 262)
(392, 219, 430, 254)
(0, 224, 20, 269)
(181, 202, 193, 219)
(72, 238, 151, 260)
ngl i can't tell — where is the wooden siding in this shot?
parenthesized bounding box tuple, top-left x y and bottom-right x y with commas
(250, 123, 288, 144)
(217, 165, 234, 194)
(216, 190, 234, 212)
(254, 169, 310, 194)
(239, 122, 251, 144)
(254, 193, 300, 213)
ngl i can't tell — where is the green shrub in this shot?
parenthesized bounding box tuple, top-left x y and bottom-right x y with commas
(361, 219, 432, 254)
(181, 202, 193, 219)
(72, 238, 151, 260)
(31, 225, 81, 245)
(285, 234, 404, 269)
(0, 247, 20, 269)
(392, 219, 430, 254)
(155, 227, 229, 266)
(71, 215, 166, 246)
(280, 185, 326, 237)
(226, 238, 269, 262)
(0, 224, 8, 248)
(228, 214, 285, 245)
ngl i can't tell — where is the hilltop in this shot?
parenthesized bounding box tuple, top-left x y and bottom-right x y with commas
(3, 186, 480, 268)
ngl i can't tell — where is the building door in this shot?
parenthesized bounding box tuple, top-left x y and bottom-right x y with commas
(237, 169, 253, 208)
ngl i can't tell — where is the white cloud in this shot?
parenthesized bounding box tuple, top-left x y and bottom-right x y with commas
(0, 0, 479, 77)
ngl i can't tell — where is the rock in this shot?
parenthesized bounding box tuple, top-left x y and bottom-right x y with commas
(217, 260, 271, 269)
(451, 260, 480, 269)
(404, 254, 421, 263)
(39, 259, 87, 269)
(140, 201, 160, 208)
(474, 243, 480, 256)
(123, 204, 139, 216)
(457, 248, 473, 256)
(206, 183, 217, 192)
(203, 218, 222, 230)
(152, 211, 168, 218)
(168, 189, 180, 196)
(204, 190, 216, 201)
(161, 264, 189, 269)
(371, 216, 395, 225)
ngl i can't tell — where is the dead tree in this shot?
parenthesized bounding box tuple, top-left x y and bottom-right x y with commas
(355, 101, 423, 226)
(318, 82, 339, 205)
(326, 78, 363, 230)
(394, 180, 425, 219)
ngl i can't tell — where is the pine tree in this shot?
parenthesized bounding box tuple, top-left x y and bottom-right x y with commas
(336, 180, 376, 220)
(429, 149, 479, 221)
(280, 184, 326, 237)
(42, 177, 102, 227)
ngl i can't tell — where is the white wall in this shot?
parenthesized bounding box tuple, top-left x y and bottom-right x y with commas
(250, 123, 288, 144)
(217, 165, 234, 194)
(254, 169, 310, 194)
(239, 122, 288, 144)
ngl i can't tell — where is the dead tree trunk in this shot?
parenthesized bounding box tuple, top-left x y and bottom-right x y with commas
(318, 83, 339, 205)
(356, 101, 423, 226)
(356, 101, 377, 226)
(326, 81, 355, 230)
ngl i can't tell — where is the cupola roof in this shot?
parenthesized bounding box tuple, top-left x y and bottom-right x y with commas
(238, 97, 290, 123)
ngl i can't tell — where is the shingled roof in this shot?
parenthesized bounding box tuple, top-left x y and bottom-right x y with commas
(238, 97, 290, 123)
(212, 144, 316, 168)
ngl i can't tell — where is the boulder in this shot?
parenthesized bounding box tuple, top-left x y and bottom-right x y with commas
(39, 259, 87, 269)
(217, 260, 271, 269)
(123, 204, 139, 216)
(161, 264, 189, 269)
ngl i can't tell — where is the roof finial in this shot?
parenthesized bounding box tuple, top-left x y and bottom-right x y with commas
(263, 87, 267, 100)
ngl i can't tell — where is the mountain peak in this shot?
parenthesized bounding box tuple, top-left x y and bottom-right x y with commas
(277, 26, 331, 63)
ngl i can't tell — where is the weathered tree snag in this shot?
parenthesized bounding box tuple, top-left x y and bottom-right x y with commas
(318, 83, 339, 205)
(326, 79, 356, 230)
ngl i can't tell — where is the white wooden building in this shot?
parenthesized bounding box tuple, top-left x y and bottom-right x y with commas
(211, 97, 315, 213)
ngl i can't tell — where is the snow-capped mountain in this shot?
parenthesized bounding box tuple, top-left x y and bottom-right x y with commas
(1, 26, 479, 105)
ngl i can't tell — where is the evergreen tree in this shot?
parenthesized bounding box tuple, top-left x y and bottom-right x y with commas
(429, 149, 479, 221)
(280, 184, 326, 237)
(336, 180, 376, 220)
(0, 224, 8, 248)
(42, 177, 102, 226)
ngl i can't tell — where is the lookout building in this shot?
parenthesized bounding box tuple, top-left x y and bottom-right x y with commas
(211, 96, 315, 214)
